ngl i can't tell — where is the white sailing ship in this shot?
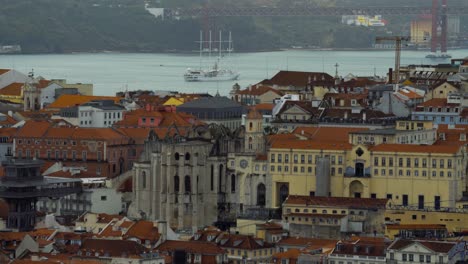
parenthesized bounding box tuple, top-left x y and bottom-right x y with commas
(184, 31, 240, 82)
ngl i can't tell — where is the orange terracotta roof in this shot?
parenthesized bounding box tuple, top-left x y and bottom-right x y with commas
(15, 120, 129, 141)
(0, 127, 18, 138)
(0, 115, 19, 127)
(125, 220, 160, 242)
(36, 79, 51, 89)
(272, 248, 301, 261)
(370, 143, 461, 154)
(237, 85, 283, 96)
(292, 126, 368, 142)
(250, 103, 274, 111)
(284, 195, 388, 209)
(81, 239, 148, 258)
(417, 98, 456, 107)
(270, 138, 353, 150)
(0, 82, 23, 96)
(388, 239, 456, 253)
(397, 89, 423, 99)
(0, 69, 10, 75)
(264, 71, 334, 87)
(386, 224, 446, 230)
(46, 94, 122, 109)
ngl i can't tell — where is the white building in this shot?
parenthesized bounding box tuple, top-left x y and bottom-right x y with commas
(39, 82, 64, 109)
(78, 100, 125, 127)
(39, 164, 124, 216)
(0, 69, 30, 89)
(386, 239, 464, 264)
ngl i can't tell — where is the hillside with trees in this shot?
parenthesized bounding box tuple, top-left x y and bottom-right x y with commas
(0, 0, 466, 53)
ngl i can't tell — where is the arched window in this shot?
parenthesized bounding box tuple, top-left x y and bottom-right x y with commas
(231, 174, 236, 192)
(141, 171, 146, 189)
(248, 137, 253, 150)
(185, 152, 190, 161)
(175, 152, 180, 160)
(174, 175, 179, 193)
(184, 176, 191, 193)
(257, 183, 266, 206)
(219, 164, 224, 192)
(249, 122, 253, 130)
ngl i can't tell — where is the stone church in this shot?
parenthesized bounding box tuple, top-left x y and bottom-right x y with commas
(131, 110, 270, 232)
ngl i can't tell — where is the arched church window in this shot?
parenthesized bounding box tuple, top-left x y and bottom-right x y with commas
(174, 175, 180, 193)
(257, 183, 266, 206)
(184, 175, 191, 193)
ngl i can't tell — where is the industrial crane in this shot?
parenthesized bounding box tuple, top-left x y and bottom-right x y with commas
(375, 36, 410, 87)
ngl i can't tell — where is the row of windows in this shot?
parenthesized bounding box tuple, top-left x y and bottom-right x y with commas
(17, 149, 92, 161)
(270, 154, 343, 165)
(286, 208, 364, 215)
(285, 216, 340, 225)
(374, 168, 454, 178)
(104, 112, 121, 119)
(413, 115, 460, 123)
(16, 139, 103, 146)
(230, 248, 274, 257)
(373, 157, 456, 168)
(270, 165, 345, 176)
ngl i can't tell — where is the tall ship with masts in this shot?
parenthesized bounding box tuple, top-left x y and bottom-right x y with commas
(184, 31, 240, 82)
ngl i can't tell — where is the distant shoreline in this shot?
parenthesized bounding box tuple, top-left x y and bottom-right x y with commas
(1, 46, 467, 55)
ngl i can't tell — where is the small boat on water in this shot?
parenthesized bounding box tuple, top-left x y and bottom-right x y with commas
(184, 31, 239, 82)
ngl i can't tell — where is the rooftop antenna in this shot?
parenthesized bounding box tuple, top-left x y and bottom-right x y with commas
(322, 56, 325, 73)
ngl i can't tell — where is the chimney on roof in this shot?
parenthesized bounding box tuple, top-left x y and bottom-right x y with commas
(362, 111, 367, 121)
(365, 246, 373, 254)
(344, 111, 348, 120)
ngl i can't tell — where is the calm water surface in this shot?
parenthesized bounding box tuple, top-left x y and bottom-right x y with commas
(0, 49, 467, 96)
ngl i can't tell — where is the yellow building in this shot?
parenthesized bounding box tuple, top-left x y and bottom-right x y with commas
(267, 125, 467, 211)
(0, 82, 24, 104)
(425, 81, 461, 101)
(51, 79, 93, 95)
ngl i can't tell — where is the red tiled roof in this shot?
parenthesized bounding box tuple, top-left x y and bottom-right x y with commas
(0, 82, 23, 96)
(125, 220, 160, 242)
(0, 69, 10, 75)
(80, 239, 148, 258)
(157, 240, 226, 255)
(272, 248, 301, 261)
(15, 120, 129, 142)
(396, 89, 423, 99)
(0, 127, 18, 139)
(292, 126, 368, 142)
(284, 195, 388, 209)
(370, 143, 462, 154)
(46, 95, 122, 109)
(237, 85, 283, 96)
(269, 137, 353, 151)
(250, 103, 274, 111)
(263, 71, 334, 87)
(388, 239, 456, 253)
(417, 98, 457, 108)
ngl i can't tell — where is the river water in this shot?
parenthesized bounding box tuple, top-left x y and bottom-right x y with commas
(0, 49, 467, 96)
